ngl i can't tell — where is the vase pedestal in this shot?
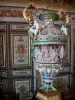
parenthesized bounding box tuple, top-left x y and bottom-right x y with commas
(36, 89, 62, 100)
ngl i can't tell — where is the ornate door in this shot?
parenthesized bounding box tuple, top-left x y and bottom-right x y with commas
(0, 22, 33, 98)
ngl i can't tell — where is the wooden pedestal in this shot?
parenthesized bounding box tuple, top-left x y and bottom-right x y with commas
(36, 89, 62, 100)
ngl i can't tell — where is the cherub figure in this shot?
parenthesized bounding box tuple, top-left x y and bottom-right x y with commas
(23, 3, 43, 40)
(58, 9, 70, 36)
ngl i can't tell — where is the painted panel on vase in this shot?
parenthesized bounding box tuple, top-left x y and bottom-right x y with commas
(32, 24, 70, 65)
(0, 33, 6, 67)
(33, 40, 70, 65)
(11, 33, 30, 67)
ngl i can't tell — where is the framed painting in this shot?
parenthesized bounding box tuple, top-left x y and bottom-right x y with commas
(0, 33, 6, 67)
(12, 79, 31, 94)
(11, 33, 30, 67)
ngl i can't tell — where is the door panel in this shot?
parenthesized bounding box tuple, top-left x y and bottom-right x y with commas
(0, 22, 33, 95)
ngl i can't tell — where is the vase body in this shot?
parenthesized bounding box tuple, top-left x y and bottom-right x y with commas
(31, 15, 67, 92)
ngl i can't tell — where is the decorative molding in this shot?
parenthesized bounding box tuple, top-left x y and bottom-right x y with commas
(10, 23, 28, 30)
(0, 23, 6, 30)
(0, 9, 23, 17)
(0, 3, 75, 17)
(12, 69, 32, 76)
(0, 33, 6, 67)
(0, 2, 27, 8)
(0, 17, 25, 22)
(0, 80, 7, 93)
(0, 71, 7, 77)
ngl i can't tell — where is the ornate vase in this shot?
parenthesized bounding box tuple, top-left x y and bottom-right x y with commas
(31, 13, 66, 92)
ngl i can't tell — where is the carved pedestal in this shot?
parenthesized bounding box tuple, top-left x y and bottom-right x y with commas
(36, 89, 62, 100)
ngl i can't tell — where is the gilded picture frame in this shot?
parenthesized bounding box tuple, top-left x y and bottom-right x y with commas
(11, 33, 30, 67)
(0, 33, 6, 68)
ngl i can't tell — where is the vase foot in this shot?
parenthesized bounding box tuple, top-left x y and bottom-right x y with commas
(40, 84, 56, 92)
